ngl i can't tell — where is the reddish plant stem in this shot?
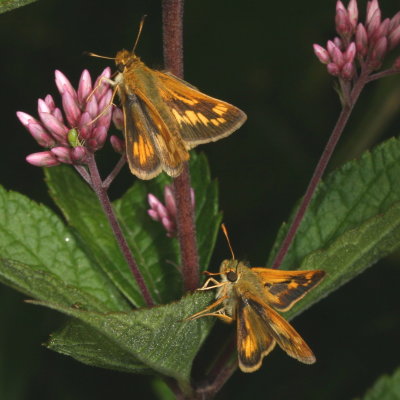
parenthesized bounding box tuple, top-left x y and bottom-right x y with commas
(86, 153, 154, 306)
(272, 70, 369, 269)
(162, 0, 200, 291)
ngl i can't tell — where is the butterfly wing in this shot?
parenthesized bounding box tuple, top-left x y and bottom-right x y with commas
(251, 268, 325, 312)
(119, 85, 189, 179)
(155, 71, 247, 148)
(236, 295, 276, 372)
(244, 293, 316, 365)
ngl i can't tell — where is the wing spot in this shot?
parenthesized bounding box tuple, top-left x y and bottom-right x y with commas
(212, 104, 228, 116)
(217, 117, 226, 123)
(185, 110, 200, 125)
(172, 93, 199, 105)
(197, 113, 210, 125)
(210, 118, 220, 126)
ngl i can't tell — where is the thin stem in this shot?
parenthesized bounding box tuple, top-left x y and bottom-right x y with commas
(102, 155, 126, 190)
(272, 69, 370, 269)
(86, 153, 154, 306)
(73, 165, 92, 185)
(162, 0, 200, 291)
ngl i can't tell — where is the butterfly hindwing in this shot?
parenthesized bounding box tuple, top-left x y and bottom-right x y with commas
(251, 268, 326, 312)
(237, 295, 276, 372)
(244, 293, 316, 364)
(156, 71, 247, 147)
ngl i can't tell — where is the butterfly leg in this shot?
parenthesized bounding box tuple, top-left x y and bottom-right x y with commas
(186, 296, 228, 321)
(198, 277, 227, 291)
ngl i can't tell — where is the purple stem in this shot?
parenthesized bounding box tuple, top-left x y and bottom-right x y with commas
(102, 155, 126, 190)
(162, 0, 200, 291)
(272, 69, 370, 269)
(86, 153, 154, 306)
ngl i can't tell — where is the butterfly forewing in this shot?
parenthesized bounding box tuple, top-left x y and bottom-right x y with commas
(156, 71, 247, 147)
(251, 268, 326, 312)
(237, 295, 276, 372)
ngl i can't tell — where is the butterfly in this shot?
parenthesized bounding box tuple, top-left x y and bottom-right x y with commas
(188, 228, 325, 372)
(104, 19, 246, 179)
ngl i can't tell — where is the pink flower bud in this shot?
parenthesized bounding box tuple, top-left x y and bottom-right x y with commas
(38, 112, 68, 145)
(370, 36, 387, 64)
(366, 0, 381, 26)
(164, 185, 177, 216)
(93, 67, 112, 100)
(51, 146, 72, 164)
(336, 8, 352, 37)
(26, 151, 60, 167)
(110, 135, 124, 154)
(389, 11, 400, 33)
(367, 9, 382, 39)
(344, 42, 356, 62)
(347, 0, 358, 29)
(148, 209, 160, 221)
(327, 62, 341, 76)
(71, 146, 88, 163)
(16, 112, 56, 147)
(313, 44, 331, 64)
(62, 90, 81, 127)
(77, 70, 93, 104)
(38, 98, 51, 114)
(341, 62, 356, 80)
(356, 23, 368, 56)
(91, 126, 107, 150)
(331, 45, 345, 67)
(85, 94, 99, 120)
(44, 95, 56, 111)
(388, 24, 400, 50)
(112, 107, 124, 130)
(55, 70, 77, 101)
(78, 112, 93, 140)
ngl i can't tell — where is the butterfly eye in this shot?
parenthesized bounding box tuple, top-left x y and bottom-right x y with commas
(116, 63, 125, 72)
(226, 270, 238, 282)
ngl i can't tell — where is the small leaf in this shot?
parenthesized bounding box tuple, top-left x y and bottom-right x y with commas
(355, 367, 400, 400)
(0, 187, 126, 310)
(0, 0, 36, 14)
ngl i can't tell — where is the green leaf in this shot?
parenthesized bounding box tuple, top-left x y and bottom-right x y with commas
(33, 290, 214, 391)
(47, 319, 150, 374)
(286, 201, 400, 320)
(0, 187, 126, 310)
(268, 137, 400, 269)
(355, 367, 400, 400)
(0, 0, 37, 14)
(0, 259, 112, 312)
(45, 166, 145, 307)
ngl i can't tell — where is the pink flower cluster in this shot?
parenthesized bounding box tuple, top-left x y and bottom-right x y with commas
(148, 185, 195, 237)
(313, 0, 400, 79)
(17, 68, 113, 167)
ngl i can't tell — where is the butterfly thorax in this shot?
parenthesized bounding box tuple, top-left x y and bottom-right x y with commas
(217, 260, 268, 319)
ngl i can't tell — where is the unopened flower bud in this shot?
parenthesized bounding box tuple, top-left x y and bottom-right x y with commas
(110, 135, 124, 154)
(313, 44, 331, 64)
(26, 151, 60, 167)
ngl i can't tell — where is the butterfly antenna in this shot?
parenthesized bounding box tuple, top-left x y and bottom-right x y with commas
(132, 15, 147, 54)
(85, 52, 115, 60)
(221, 223, 235, 260)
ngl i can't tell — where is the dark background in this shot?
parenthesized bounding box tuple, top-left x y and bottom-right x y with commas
(1, 0, 400, 399)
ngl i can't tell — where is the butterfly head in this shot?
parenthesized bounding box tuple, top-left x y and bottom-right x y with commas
(220, 259, 241, 283)
(115, 49, 141, 72)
